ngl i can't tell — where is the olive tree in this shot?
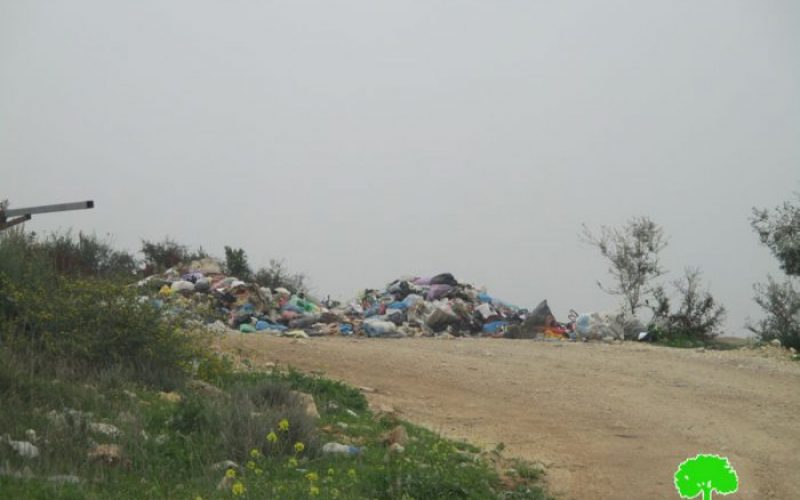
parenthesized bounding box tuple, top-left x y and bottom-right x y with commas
(583, 216, 668, 318)
(751, 194, 800, 276)
(749, 194, 800, 349)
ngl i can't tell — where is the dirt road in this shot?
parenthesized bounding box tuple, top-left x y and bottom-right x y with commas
(219, 335, 800, 499)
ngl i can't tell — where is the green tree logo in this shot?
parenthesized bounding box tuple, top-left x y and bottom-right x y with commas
(674, 454, 739, 500)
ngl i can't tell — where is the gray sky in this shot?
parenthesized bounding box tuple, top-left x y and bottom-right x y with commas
(2, 1, 799, 335)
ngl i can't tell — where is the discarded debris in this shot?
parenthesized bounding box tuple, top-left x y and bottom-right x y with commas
(158, 391, 182, 403)
(87, 444, 124, 465)
(322, 442, 362, 456)
(138, 263, 625, 342)
(290, 391, 320, 419)
(382, 425, 408, 448)
(1, 436, 39, 459)
(89, 422, 123, 439)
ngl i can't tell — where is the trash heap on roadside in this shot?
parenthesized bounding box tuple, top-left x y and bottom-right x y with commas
(137, 258, 326, 339)
(349, 272, 528, 338)
(138, 261, 624, 341)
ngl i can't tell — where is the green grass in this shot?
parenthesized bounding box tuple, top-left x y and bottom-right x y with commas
(653, 333, 754, 351)
(655, 335, 707, 349)
(0, 364, 549, 499)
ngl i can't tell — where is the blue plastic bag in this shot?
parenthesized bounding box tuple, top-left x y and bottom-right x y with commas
(482, 321, 508, 334)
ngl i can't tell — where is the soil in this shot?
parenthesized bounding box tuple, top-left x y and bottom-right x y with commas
(218, 335, 800, 499)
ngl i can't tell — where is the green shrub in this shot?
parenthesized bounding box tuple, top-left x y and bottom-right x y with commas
(0, 228, 137, 281)
(648, 268, 726, 345)
(140, 237, 206, 274)
(253, 259, 308, 294)
(171, 380, 319, 463)
(748, 276, 800, 349)
(750, 195, 800, 349)
(44, 231, 137, 278)
(0, 273, 201, 387)
(224, 246, 253, 280)
(194, 351, 235, 384)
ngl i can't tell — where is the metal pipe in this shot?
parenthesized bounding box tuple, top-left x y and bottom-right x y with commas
(3, 200, 94, 218)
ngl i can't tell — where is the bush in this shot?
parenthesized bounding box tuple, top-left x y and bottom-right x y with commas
(171, 379, 319, 463)
(0, 274, 201, 386)
(751, 194, 800, 277)
(751, 195, 800, 349)
(648, 268, 726, 344)
(748, 276, 800, 349)
(224, 246, 252, 280)
(0, 228, 137, 281)
(140, 237, 206, 274)
(254, 259, 308, 293)
(44, 231, 138, 278)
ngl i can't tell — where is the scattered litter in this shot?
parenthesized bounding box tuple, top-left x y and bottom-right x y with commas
(1, 437, 39, 459)
(211, 460, 239, 472)
(87, 444, 123, 465)
(382, 425, 408, 447)
(290, 391, 320, 419)
(89, 422, 123, 439)
(322, 442, 362, 456)
(281, 330, 309, 339)
(159, 391, 182, 403)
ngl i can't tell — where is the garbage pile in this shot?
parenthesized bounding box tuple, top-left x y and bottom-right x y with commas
(138, 262, 605, 340)
(137, 257, 328, 338)
(346, 272, 532, 338)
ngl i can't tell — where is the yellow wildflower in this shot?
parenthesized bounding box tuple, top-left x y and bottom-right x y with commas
(278, 418, 290, 432)
(294, 441, 305, 453)
(347, 468, 357, 479)
(305, 471, 319, 482)
(225, 468, 236, 479)
(288, 457, 298, 467)
(250, 448, 261, 458)
(246, 461, 256, 470)
(266, 431, 278, 443)
(231, 481, 245, 496)
(309, 485, 320, 496)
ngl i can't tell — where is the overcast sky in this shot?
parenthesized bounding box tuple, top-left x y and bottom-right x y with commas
(2, 1, 798, 335)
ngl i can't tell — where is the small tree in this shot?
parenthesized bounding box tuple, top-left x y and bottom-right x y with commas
(747, 277, 800, 349)
(751, 194, 800, 276)
(649, 268, 726, 343)
(750, 195, 800, 348)
(224, 246, 252, 281)
(141, 238, 188, 273)
(254, 259, 308, 294)
(674, 454, 738, 500)
(583, 216, 668, 318)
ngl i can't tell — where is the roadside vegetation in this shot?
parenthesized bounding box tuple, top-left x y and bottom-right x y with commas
(0, 228, 549, 499)
(582, 201, 798, 353)
(583, 217, 727, 347)
(749, 194, 800, 350)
